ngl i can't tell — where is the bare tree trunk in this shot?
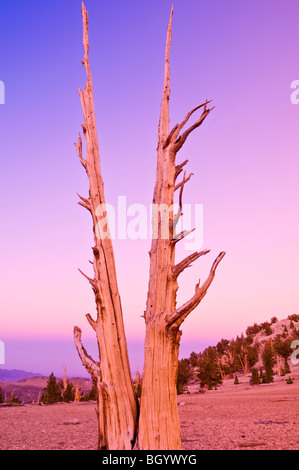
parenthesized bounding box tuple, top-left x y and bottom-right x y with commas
(138, 7, 225, 450)
(73, 3, 138, 450)
(217, 358, 226, 381)
(74, 3, 225, 451)
(238, 353, 249, 374)
(276, 355, 282, 376)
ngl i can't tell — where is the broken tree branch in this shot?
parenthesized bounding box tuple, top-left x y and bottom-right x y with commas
(163, 100, 213, 151)
(172, 249, 210, 279)
(172, 228, 196, 244)
(78, 268, 98, 289)
(173, 171, 193, 228)
(174, 171, 194, 192)
(173, 104, 214, 152)
(86, 313, 97, 331)
(167, 251, 226, 326)
(73, 326, 100, 379)
(175, 159, 188, 179)
(75, 133, 87, 168)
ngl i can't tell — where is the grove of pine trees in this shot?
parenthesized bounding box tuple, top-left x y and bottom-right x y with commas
(40, 372, 96, 404)
(177, 315, 299, 391)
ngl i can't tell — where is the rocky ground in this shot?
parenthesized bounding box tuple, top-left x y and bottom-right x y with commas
(180, 375, 299, 450)
(0, 372, 298, 450)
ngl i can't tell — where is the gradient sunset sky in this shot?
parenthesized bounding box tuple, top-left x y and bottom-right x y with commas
(0, 0, 299, 377)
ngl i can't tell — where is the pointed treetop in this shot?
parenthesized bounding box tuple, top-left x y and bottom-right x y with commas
(158, 5, 174, 143)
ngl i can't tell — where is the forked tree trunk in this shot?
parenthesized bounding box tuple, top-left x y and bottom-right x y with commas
(74, 3, 225, 451)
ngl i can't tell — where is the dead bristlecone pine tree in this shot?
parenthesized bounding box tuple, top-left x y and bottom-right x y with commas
(74, 2, 225, 450)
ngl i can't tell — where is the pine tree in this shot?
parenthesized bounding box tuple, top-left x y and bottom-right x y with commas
(177, 359, 192, 394)
(262, 342, 274, 383)
(63, 381, 75, 403)
(82, 378, 98, 401)
(273, 335, 292, 374)
(134, 368, 142, 399)
(6, 392, 21, 405)
(41, 373, 61, 404)
(57, 379, 64, 398)
(234, 376, 239, 385)
(250, 368, 260, 385)
(189, 351, 199, 368)
(197, 347, 223, 390)
(284, 357, 291, 374)
(0, 387, 4, 403)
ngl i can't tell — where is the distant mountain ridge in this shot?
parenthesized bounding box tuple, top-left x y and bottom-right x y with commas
(0, 371, 93, 404)
(0, 369, 43, 383)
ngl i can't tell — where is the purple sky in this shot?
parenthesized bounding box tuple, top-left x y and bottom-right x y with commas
(1, 0, 299, 377)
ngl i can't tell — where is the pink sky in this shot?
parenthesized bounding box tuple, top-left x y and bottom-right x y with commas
(0, 0, 299, 376)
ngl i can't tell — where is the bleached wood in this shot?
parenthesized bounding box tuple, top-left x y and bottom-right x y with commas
(138, 6, 225, 450)
(175, 159, 188, 179)
(74, 2, 138, 450)
(172, 249, 210, 279)
(73, 326, 100, 380)
(167, 251, 226, 327)
(73, 3, 224, 451)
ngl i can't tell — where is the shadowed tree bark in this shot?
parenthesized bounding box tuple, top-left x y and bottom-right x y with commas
(74, 2, 225, 450)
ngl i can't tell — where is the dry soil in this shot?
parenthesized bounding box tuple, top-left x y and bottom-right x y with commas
(0, 373, 298, 450)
